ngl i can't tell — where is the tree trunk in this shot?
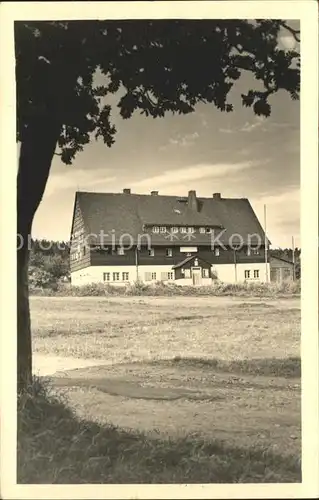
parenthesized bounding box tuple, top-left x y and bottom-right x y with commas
(17, 228, 32, 392)
(17, 118, 61, 393)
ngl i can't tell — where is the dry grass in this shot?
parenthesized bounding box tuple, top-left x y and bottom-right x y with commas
(31, 295, 300, 363)
(23, 295, 301, 483)
(31, 279, 301, 298)
(18, 378, 301, 484)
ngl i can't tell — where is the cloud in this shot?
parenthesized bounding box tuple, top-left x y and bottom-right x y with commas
(219, 128, 234, 134)
(249, 188, 300, 247)
(44, 168, 116, 197)
(161, 131, 200, 149)
(240, 116, 265, 133)
(131, 161, 257, 191)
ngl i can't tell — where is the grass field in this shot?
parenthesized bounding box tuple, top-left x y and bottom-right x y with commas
(18, 295, 301, 483)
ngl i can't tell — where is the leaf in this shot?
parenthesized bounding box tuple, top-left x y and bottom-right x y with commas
(253, 99, 271, 117)
(16, 19, 300, 165)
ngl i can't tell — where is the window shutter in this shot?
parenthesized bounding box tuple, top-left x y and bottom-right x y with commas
(161, 272, 168, 281)
(145, 272, 152, 281)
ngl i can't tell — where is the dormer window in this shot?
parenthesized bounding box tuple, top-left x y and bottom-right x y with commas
(152, 226, 159, 233)
(166, 248, 173, 257)
(187, 227, 195, 233)
(160, 226, 167, 233)
(199, 227, 205, 234)
(252, 247, 260, 255)
(172, 227, 178, 233)
(180, 227, 187, 233)
(206, 228, 212, 234)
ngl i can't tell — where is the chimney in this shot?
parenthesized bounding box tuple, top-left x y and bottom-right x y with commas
(123, 188, 131, 194)
(151, 191, 159, 196)
(188, 190, 198, 211)
(213, 192, 221, 199)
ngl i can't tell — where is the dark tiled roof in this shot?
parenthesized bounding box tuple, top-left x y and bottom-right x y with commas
(270, 256, 294, 265)
(75, 191, 269, 246)
(172, 254, 212, 269)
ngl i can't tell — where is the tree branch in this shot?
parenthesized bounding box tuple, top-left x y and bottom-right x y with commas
(280, 22, 301, 43)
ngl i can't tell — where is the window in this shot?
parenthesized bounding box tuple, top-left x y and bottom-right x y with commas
(151, 272, 157, 280)
(199, 227, 205, 234)
(283, 268, 291, 279)
(103, 272, 110, 281)
(187, 227, 195, 233)
(122, 272, 129, 281)
(181, 268, 185, 274)
(203, 268, 209, 278)
(160, 226, 166, 233)
(166, 248, 173, 257)
(113, 272, 120, 281)
(252, 247, 260, 255)
(83, 246, 86, 256)
(246, 247, 251, 256)
(184, 269, 191, 278)
(161, 271, 174, 281)
(214, 247, 220, 257)
(254, 269, 259, 278)
(244, 270, 250, 279)
(180, 227, 187, 233)
(117, 247, 125, 255)
(149, 248, 155, 257)
(152, 226, 159, 233)
(172, 227, 178, 233)
(206, 228, 212, 234)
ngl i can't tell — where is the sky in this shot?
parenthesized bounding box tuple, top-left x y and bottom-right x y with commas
(31, 26, 300, 249)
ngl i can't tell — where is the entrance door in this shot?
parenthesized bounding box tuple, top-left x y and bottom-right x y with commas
(270, 268, 280, 282)
(191, 267, 202, 286)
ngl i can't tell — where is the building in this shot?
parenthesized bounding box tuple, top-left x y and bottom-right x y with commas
(269, 256, 295, 283)
(70, 189, 271, 286)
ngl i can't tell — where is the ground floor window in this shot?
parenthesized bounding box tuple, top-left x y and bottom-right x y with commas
(113, 272, 120, 281)
(202, 268, 209, 278)
(103, 272, 110, 281)
(122, 272, 129, 281)
(167, 272, 174, 280)
(244, 270, 250, 279)
(151, 272, 157, 280)
(254, 269, 260, 278)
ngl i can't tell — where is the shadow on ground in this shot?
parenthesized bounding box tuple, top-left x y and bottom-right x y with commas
(17, 378, 301, 484)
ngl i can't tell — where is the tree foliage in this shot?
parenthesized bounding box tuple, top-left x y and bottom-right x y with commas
(16, 19, 300, 165)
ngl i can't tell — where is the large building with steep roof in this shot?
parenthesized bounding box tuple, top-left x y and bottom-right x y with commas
(70, 188, 272, 286)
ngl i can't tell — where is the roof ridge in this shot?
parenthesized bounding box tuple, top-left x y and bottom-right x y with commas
(76, 190, 248, 201)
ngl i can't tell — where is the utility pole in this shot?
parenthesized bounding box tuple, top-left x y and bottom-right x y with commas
(292, 236, 296, 281)
(233, 248, 237, 282)
(135, 246, 139, 282)
(264, 204, 269, 283)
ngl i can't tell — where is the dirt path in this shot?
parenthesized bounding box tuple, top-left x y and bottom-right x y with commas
(33, 354, 109, 377)
(36, 355, 301, 458)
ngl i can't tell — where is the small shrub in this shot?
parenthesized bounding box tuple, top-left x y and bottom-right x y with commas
(29, 280, 301, 298)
